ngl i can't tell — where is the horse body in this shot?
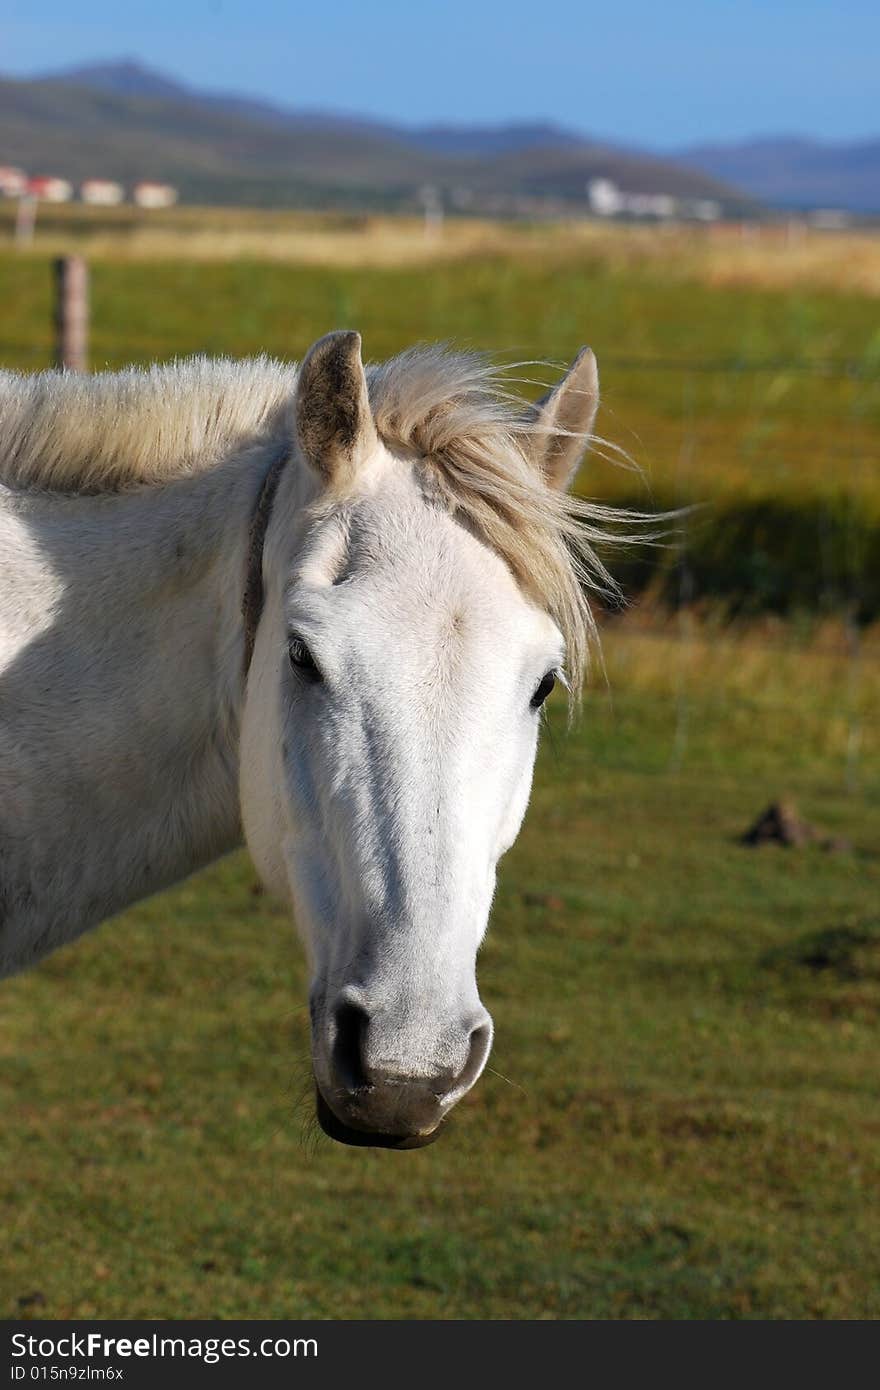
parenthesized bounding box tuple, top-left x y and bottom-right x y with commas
(0, 335, 612, 1146)
(0, 457, 265, 973)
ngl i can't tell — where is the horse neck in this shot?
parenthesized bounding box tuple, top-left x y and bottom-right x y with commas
(0, 443, 286, 974)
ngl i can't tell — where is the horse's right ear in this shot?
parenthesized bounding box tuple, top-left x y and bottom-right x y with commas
(523, 347, 599, 493)
(295, 330, 378, 487)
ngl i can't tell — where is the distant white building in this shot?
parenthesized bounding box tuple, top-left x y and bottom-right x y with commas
(625, 192, 679, 218)
(588, 178, 624, 217)
(808, 209, 849, 230)
(588, 178, 682, 220)
(81, 178, 125, 206)
(27, 176, 73, 203)
(133, 181, 178, 209)
(0, 166, 27, 197)
(692, 199, 722, 222)
(645, 193, 678, 219)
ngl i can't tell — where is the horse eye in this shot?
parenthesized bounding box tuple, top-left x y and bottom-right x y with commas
(530, 670, 556, 710)
(288, 636, 322, 684)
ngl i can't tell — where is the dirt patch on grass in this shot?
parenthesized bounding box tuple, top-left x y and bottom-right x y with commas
(761, 920, 880, 1019)
(763, 920, 880, 982)
(741, 799, 854, 852)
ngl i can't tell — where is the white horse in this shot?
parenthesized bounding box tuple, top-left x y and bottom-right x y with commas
(0, 331, 623, 1148)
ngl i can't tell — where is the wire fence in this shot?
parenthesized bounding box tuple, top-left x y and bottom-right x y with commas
(1, 257, 877, 795)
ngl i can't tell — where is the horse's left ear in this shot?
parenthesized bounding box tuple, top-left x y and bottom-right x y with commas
(295, 330, 378, 487)
(524, 347, 599, 493)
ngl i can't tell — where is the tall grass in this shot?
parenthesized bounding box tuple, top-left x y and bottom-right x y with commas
(4, 204, 880, 295)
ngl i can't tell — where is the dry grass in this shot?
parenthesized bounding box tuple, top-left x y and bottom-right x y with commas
(3, 201, 880, 295)
(599, 611, 880, 775)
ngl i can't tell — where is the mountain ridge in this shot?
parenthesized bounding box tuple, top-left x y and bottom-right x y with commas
(675, 135, 880, 212)
(6, 58, 874, 212)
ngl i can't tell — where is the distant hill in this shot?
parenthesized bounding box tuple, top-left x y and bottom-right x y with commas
(38, 59, 196, 103)
(677, 137, 880, 214)
(0, 59, 752, 216)
(8, 59, 875, 213)
(31, 62, 613, 156)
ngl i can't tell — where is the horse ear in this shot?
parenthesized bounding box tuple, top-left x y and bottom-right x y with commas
(524, 347, 599, 493)
(295, 330, 378, 486)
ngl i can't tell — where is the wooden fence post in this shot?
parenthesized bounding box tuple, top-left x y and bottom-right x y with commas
(54, 256, 89, 372)
(14, 194, 37, 248)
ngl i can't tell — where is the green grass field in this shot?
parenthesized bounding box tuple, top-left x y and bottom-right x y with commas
(0, 236, 878, 1318)
(2, 244, 878, 618)
(2, 630, 878, 1319)
(2, 247, 879, 511)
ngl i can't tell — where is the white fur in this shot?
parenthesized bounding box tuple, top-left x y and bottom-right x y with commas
(0, 343, 620, 1141)
(240, 445, 563, 1133)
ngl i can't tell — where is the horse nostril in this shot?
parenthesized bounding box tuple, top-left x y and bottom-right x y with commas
(440, 1018, 493, 1103)
(462, 1019, 493, 1089)
(332, 999, 371, 1093)
(430, 1017, 494, 1100)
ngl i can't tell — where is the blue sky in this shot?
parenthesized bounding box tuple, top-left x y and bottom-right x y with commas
(4, 0, 878, 147)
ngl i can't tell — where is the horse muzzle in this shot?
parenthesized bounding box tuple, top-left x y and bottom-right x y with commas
(310, 987, 494, 1148)
(314, 1085, 441, 1149)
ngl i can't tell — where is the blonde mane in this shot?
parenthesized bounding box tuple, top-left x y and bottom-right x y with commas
(0, 349, 646, 701)
(0, 357, 298, 496)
